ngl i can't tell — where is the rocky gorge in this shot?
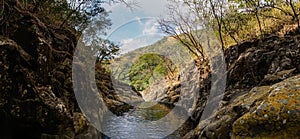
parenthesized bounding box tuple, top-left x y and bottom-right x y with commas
(1, 1, 300, 139)
(139, 29, 300, 138)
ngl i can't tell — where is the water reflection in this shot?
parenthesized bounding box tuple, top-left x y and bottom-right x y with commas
(102, 102, 190, 139)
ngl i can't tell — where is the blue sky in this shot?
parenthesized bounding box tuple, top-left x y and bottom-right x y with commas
(103, 0, 169, 54)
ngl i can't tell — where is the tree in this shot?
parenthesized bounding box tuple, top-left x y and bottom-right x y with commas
(208, 0, 227, 51)
(231, 0, 300, 30)
(0, 0, 134, 31)
(249, 0, 263, 35)
(159, 0, 226, 62)
(160, 0, 300, 54)
(287, 0, 300, 28)
(0, 0, 140, 69)
(128, 53, 176, 91)
(159, 0, 205, 61)
(220, 0, 300, 45)
(90, 39, 119, 63)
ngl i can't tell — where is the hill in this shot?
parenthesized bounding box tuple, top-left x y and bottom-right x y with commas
(110, 36, 193, 91)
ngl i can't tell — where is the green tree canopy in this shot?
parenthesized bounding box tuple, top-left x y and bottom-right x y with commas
(128, 53, 176, 91)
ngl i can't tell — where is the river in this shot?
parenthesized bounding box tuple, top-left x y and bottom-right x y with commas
(101, 102, 192, 139)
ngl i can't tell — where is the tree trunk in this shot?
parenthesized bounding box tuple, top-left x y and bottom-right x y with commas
(288, 0, 300, 28)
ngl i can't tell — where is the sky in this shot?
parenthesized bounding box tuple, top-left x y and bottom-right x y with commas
(103, 0, 169, 54)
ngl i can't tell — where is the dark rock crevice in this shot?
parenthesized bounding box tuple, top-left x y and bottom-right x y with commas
(184, 29, 300, 138)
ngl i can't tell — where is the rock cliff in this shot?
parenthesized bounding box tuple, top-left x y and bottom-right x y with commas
(137, 29, 300, 138)
(0, 2, 142, 138)
(182, 30, 300, 138)
(1, 1, 300, 138)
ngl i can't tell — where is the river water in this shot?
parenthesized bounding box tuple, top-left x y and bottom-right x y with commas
(101, 102, 191, 139)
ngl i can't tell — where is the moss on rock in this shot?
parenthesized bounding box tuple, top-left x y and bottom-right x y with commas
(232, 75, 300, 138)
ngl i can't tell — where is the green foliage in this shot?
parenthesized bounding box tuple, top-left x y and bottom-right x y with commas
(89, 39, 119, 63)
(221, 0, 300, 47)
(110, 36, 189, 87)
(0, 0, 120, 68)
(128, 53, 175, 91)
(161, 0, 300, 52)
(1, 0, 110, 31)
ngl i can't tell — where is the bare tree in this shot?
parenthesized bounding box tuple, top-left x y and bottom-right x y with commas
(159, 0, 227, 62)
(287, 0, 300, 28)
(208, 0, 226, 51)
(159, 0, 206, 61)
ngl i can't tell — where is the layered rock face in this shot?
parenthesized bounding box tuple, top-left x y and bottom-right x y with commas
(182, 31, 300, 138)
(0, 13, 79, 138)
(184, 73, 300, 138)
(225, 33, 300, 89)
(232, 75, 300, 138)
(0, 3, 142, 138)
(1, 1, 300, 138)
(139, 29, 300, 138)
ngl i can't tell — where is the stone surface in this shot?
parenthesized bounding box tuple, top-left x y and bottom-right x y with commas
(232, 75, 300, 138)
(2, 1, 300, 138)
(184, 74, 300, 139)
(181, 30, 300, 138)
(0, 2, 142, 138)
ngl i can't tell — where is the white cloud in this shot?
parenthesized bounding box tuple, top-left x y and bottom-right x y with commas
(142, 20, 160, 35)
(119, 34, 163, 54)
(103, 0, 170, 53)
(120, 37, 149, 54)
(134, 17, 143, 25)
(120, 38, 134, 45)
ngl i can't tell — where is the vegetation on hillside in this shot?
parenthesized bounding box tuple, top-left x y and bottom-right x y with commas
(0, 0, 129, 63)
(128, 53, 177, 91)
(1, 0, 110, 31)
(110, 37, 193, 91)
(159, 0, 300, 60)
(0, 0, 300, 138)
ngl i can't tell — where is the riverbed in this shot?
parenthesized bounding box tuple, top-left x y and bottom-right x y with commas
(101, 102, 192, 139)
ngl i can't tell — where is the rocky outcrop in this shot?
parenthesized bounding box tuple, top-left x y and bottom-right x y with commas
(141, 60, 210, 108)
(0, 2, 142, 138)
(184, 73, 300, 139)
(1, 1, 299, 138)
(183, 30, 300, 138)
(0, 14, 79, 138)
(95, 65, 144, 115)
(141, 28, 300, 138)
(232, 75, 300, 138)
(225, 33, 300, 89)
